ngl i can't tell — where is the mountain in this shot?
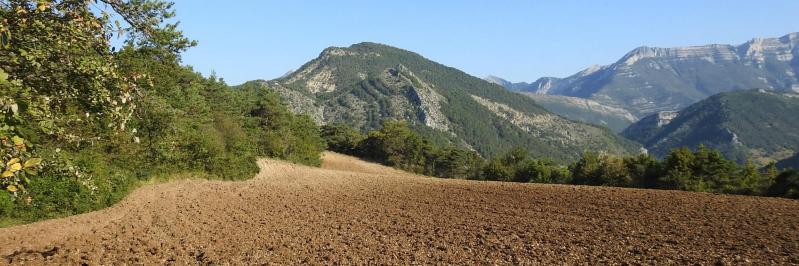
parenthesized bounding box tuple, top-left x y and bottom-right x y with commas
(519, 93, 637, 132)
(509, 33, 799, 118)
(622, 90, 799, 165)
(484, 75, 552, 92)
(251, 42, 640, 161)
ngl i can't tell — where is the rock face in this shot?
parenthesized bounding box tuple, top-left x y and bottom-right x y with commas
(622, 90, 799, 165)
(503, 32, 799, 118)
(252, 42, 639, 161)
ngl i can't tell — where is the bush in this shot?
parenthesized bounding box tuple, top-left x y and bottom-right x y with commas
(321, 124, 365, 155)
(358, 121, 432, 173)
(767, 170, 799, 199)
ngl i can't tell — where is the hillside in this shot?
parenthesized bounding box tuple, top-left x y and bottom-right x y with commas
(622, 90, 799, 164)
(501, 33, 799, 118)
(777, 153, 799, 169)
(2, 152, 798, 264)
(252, 43, 639, 161)
(519, 93, 637, 132)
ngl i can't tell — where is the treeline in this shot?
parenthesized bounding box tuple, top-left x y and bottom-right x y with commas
(323, 122, 799, 199)
(321, 121, 484, 179)
(0, 0, 325, 223)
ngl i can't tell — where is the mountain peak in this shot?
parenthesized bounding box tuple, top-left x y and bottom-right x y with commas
(268, 44, 639, 160)
(782, 32, 799, 41)
(484, 75, 510, 86)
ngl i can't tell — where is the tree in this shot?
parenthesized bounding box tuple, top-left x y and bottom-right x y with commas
(597, 156, 632, 187)
(766, 170, 799, 199)
(570, 151, 602, 185)
(430, 146, 483, 179)
(358, 121, 431, 173)
(661, 147, 704, 191)
(624, 154, 661, 188)
(320, 124, 364, 155)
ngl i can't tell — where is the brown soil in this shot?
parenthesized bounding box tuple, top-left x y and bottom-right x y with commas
(1, 152, 798, 264)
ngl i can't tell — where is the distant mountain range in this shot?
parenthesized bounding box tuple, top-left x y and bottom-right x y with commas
(248, 43, 639, 161)
(622, 90, 799, 165)
(491, 32, 799, 122)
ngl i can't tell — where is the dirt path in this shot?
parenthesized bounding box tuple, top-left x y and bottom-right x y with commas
(1, 152, 798, 264)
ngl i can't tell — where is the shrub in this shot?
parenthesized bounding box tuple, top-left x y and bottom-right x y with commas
(767, 170, 799, 199)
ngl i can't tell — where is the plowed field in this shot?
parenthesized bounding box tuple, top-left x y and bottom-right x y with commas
(1, 152, 798, 264)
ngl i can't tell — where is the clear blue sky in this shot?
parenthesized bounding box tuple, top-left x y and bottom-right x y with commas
(170, 0, 799, 85)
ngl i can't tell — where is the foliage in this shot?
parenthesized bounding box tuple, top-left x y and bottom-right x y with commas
(767, 170, 799, 199)
(482, 147, 570, 183)
(564, 145, 787, 196)
(358, 121, 431, 173)
(322, 121, 482, 179)
(0, 0, 325, 224)
(320, 124, 364, 155)
(329, 121, 796, 199)
(0, 135, 42, 195)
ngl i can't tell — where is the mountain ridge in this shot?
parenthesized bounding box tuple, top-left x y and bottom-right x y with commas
(622, 89, 799, 164)
(253, 42, 640, 161)
(493, 32, 799, 119)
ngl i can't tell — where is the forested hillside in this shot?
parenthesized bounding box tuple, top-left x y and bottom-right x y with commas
(0, 0, 324, 224)
(260, 43, 639, 161)
(622, 90, 799, 164)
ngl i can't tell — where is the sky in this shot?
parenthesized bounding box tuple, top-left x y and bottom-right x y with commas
(169, 0, 799, 85)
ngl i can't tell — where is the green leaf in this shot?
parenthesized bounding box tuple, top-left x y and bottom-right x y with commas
(0, 30, 9, 49)
(24, 158, 42, 168)
(1, 170, 12, 178)
(10, 136, 23, 146)
(24, 169, 37, 176)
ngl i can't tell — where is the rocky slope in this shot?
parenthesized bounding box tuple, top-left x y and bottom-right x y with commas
(622, 90, 799, 164)
(251, 43, 639, 161)
(503, 32, 799, 118)
(519, 93, 637, 132)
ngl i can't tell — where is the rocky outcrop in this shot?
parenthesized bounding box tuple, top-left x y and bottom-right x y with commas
(380, 65, 451, 132)
(521, 93, 638, 132)
(471, 95, 631, 154)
